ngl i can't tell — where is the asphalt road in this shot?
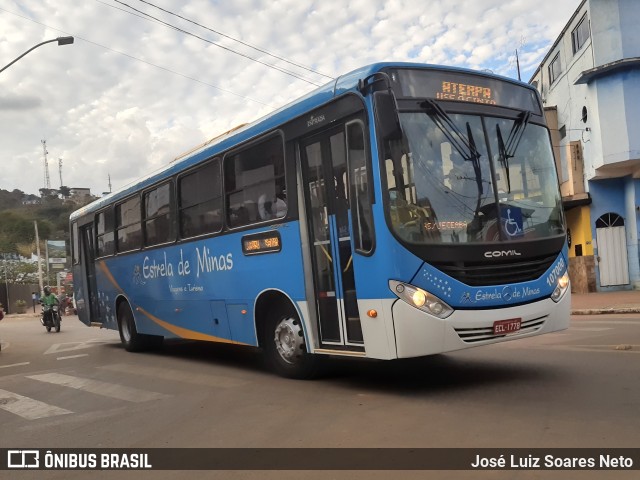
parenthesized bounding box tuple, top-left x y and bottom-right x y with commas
(1, 312, 639, 480)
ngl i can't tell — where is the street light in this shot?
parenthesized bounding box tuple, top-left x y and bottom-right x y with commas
(0, 36, 74, 75)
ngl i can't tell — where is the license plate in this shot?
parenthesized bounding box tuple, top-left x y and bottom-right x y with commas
(493, 318, 522, 335)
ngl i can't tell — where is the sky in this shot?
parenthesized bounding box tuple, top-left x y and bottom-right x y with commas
(0, 0, 582, 197)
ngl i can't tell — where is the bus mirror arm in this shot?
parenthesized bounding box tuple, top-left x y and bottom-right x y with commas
(373, 91, 403, 141)
(358, 72, 403, 141)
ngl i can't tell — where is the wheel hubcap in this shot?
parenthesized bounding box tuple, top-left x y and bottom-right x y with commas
(274, 317, 304, 364)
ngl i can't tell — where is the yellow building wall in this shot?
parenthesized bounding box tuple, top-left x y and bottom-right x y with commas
(565, 206, 593, 257)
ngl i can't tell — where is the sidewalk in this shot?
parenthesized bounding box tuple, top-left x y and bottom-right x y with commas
(571, 290, 640, 315)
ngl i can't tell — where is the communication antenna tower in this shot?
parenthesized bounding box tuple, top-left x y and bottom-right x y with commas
(41, 140, 51, 190)
(58, 158, 64, 188)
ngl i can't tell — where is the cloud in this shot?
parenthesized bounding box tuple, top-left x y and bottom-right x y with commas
(0, 0, 582, 196)
(0, 94, 42, 109)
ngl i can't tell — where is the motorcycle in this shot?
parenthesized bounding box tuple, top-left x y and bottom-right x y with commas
(41, 304, 61, 333)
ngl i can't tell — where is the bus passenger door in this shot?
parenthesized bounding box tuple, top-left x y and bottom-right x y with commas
(79, 224, 100, 325)
(300, 127, 363, 348)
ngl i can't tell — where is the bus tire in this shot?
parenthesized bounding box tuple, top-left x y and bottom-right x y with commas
(264, 306, 319, 379)
(117, 302, 146, 352)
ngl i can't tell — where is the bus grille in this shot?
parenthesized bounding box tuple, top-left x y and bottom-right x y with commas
(454, 315, 547, 343)
(432, 254, 557, 286)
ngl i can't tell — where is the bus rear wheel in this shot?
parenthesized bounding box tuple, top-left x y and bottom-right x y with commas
(264, 307, 319, 379)
(117, 302, 148, 352)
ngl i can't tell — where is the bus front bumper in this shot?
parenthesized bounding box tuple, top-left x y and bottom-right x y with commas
(391, 291, 571, 359)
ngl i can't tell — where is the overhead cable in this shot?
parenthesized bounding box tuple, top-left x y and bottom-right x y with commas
(111, 0, 324, 86)
(135, 0, 334, 80)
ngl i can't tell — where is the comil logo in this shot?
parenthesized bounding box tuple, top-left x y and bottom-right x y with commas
(484, 249, 522, 258)
(8, 450, 39, 468)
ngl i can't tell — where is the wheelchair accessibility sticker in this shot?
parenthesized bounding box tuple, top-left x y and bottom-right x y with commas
(501, 207, 523, 237)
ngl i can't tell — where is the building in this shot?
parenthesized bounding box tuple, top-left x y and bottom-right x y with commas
(67, 188, 94, 205)
(530, 0, 640, 292)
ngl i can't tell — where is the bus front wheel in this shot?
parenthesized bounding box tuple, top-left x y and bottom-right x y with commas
(264, 307, 319, 379)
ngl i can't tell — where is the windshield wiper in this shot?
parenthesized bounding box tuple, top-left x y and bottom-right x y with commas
(496, 111, 532, 193)
(422, 99, 484, 225)
(421, 99, 483, 194)
(496, 124, 511, 193)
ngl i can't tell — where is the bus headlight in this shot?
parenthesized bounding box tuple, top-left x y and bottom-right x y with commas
(551, 272, 570, 303)
(389, 280, 453, 319)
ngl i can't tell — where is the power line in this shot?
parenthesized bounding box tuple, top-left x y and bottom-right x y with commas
(109, 0, 324, 86)
(0, 6, 277, 109)
(134, 0, 334, 81)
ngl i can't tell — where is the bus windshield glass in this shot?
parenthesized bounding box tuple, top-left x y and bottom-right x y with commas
(383, 106, 564, 245)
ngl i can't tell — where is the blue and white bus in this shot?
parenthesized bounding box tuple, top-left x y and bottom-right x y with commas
(70, 62, 570, 378)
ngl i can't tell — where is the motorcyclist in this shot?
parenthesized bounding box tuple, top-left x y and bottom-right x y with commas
(41, 286, 60, 326)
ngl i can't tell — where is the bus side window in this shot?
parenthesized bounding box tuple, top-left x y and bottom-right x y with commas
(96, 209, 115, 257)
(346, 121, 374, 253)
(115, 196, 142, 253)
(178, 159, 223, 238)
(224, 135, 286, 228)
(144, 181, 174, 246)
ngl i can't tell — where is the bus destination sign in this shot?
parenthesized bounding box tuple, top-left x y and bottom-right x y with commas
(242, 231, 282, 255)
(388, 68, 541, 114)
(435, 81, 495, 104)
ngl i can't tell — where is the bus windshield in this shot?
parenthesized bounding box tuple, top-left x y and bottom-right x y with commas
(384, 106, 564, 245)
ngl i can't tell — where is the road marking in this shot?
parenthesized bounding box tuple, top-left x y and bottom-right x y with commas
(44, 339, 113, 355)
(0, 389, 73, 420)
(99, 364, 248, 388)
(56, 354, 89, 361)
(0, 362, 31, 369)
(26, 373, 169, 403)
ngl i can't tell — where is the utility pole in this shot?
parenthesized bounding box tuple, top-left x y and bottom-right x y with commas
(58, 158, 63, 188)
(108, 174, 112, 193)
(35, 221, 44, 295)
(2, 254, 9, 314)
(42, 139, 51, 191)
(45, 239, 50, 286)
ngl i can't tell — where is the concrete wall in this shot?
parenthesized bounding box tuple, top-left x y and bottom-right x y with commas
(566, 205, 594, 257)
(591, 0, 640, 64)
(0, 283, 40, 315)
(594, 71, 640, 167)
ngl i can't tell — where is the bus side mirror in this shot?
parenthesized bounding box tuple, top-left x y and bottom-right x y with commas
(374, 91, 403, 141)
